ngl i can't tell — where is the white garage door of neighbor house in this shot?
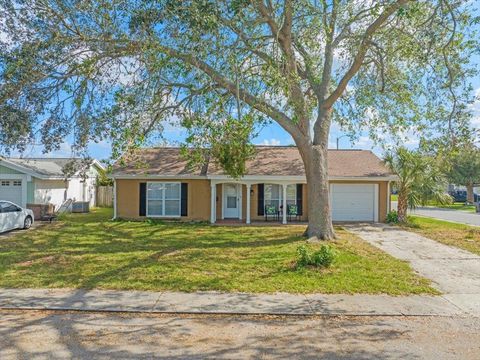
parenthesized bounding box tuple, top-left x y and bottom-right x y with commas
(331, 184, 377, 222)
(0, 180, 23, 205)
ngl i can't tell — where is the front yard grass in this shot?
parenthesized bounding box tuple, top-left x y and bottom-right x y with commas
(404, 216, 480, 256)
(425, 202, 476, 213)
(0, 208, 436, 295)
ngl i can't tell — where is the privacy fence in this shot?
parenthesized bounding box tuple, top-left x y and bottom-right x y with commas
(96, 186, 113, 207)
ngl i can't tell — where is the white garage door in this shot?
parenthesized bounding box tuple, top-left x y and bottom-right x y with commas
(0, 180, 23, 205)
(331, 184, 377, 222)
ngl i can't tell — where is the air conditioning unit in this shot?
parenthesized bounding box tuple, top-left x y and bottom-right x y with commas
(72, 201, 90, 213)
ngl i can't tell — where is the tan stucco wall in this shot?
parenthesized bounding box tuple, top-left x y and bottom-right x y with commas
(116, 179, 390, 223)
(115, 179, 211, 221)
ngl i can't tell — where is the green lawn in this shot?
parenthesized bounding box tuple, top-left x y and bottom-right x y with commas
(0, 208, 436, 294)
(404, 216, 480, 256)
(427, 202, 476, 213)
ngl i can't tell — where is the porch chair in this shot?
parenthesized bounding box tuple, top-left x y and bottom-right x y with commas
(287, 204, 300, 222)
(264, 204, 278, 222)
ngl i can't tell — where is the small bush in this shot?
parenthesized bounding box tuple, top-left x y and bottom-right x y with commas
(386, 210, 399, 224)
(146, 218, 165, 226)
(296, 244, 336, 269)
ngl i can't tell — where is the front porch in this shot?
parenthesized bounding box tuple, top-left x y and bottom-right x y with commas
(213, 218, 307, 226)
(209, 180, 305, 225)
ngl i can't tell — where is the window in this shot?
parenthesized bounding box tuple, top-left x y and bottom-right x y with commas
(264, 184, 296, 209)
(13, 180, 21, 186)
(1, 181, 10, 186)
(0, 202, 20, 213)
(147, 182, 181, 217)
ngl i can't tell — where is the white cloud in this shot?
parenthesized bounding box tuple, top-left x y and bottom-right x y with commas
(7, 141, 74, 158)
(260, 138, 281, 146)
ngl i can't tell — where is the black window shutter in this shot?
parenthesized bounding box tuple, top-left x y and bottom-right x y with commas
(296, 184, 303, 215)
(181, 183, 188, 216)
(139, 183, 146, 216)
(257, 184, 264, 215)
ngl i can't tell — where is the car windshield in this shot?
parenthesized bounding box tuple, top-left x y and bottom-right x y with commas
(0, 202, 19, 213)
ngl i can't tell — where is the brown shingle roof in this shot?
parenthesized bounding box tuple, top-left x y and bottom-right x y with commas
(112, 146, 394, 178)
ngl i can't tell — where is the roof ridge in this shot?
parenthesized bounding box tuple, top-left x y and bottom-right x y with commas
(8, 157, 83, 160)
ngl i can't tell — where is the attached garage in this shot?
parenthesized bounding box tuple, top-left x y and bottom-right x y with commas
(331, 183, 378, 222)
(0, 179, 23, 205)
(0, 158, 104, 210)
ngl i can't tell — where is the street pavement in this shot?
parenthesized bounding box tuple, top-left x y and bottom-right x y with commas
(391, 201, 480, 226)
(1, 310, 479, 359)
(412, 207, 480, 226)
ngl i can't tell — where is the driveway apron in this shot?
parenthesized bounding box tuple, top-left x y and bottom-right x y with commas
(345, 223, 480, 314)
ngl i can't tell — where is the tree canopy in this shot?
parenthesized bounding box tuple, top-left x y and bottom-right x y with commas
(385, 147, 451, 222)
(445, 145, 480, 202)
(0, 1, 477, 160)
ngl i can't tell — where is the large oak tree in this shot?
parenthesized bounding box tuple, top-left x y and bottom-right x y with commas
(0, 0, 477, 239)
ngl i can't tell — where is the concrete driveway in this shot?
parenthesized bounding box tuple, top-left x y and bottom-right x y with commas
(345, 223, 480, 315)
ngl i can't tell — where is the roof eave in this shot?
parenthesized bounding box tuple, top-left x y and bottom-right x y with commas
(110, 173, 398, 181)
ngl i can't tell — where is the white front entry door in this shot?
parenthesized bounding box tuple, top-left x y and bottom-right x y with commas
(223, 184, 239, 218)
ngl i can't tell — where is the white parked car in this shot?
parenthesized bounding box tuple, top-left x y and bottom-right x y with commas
(0, 201, 34, 233)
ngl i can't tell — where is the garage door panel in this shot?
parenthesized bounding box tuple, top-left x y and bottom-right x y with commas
(0, 180, 23, 205)
(331, 184, 376, 222)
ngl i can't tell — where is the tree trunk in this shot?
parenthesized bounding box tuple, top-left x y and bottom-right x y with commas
(303, 144, 336, 240)
(466, 183, 475, 204)
(397, 191, 408, 223)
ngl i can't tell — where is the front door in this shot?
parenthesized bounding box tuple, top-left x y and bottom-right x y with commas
(223, 184, 239, 218)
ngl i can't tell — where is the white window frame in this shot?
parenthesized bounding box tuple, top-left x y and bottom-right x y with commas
(264, 184, 296, 209)
(1, 180, 10, 186)
(13, 180, 22, 186)
(146, 181, 181, 218)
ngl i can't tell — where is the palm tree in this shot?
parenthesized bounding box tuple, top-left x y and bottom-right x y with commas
(384, 147, 452, 223)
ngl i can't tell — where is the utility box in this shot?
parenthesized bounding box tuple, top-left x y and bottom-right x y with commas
(72, 201, 90, 213)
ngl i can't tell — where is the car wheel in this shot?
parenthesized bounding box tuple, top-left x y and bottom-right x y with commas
(24, 216, 33, 229)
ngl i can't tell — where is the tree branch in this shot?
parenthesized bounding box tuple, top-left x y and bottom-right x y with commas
(155, 44, 302, 139)
(323, 0, 410, 109)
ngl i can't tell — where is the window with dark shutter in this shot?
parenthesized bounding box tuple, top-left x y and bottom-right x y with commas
(139, 183, 146, 216)
(257, 183, 264, 215)
(296, 184, 303, 215)
(181, 183, 188, 216)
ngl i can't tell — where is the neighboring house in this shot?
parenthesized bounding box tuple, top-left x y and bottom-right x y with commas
(0, 158, 104, 209)
(111, 146, 396, 224)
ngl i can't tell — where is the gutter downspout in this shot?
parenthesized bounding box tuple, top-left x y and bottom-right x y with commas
(113, 179, 117, 220)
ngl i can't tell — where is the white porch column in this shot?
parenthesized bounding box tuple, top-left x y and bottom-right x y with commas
(246, 183, 251, 224)
(282, 184, 287, 224)
(210, 183, 216, 224)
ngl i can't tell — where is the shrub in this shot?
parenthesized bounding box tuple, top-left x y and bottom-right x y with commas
(386, 210, 399, 224)
(296, 244, 336, 269)
(311, 245, 336, 267)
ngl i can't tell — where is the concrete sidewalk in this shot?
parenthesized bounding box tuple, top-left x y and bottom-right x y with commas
(0, 288, 476, 317)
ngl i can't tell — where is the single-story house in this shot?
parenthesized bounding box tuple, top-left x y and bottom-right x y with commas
(0, 158, 104, 209)
(111, 146, 396, 224)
